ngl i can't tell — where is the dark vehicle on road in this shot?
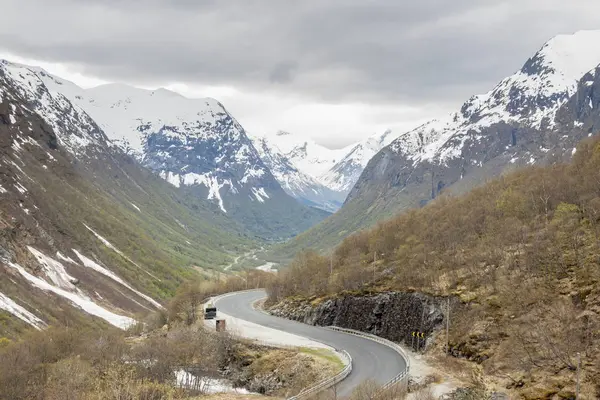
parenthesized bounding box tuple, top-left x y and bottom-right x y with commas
(204, 305, 217, 319)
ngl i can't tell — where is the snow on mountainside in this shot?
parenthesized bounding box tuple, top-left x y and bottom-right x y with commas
(343, 29, 600, 213)
(24, 62, 390, 214)
(35, 73, 272, 213)
(388, 30, 600, 168)
(32, 73, 263, 198)
(0, 60, 109, 156)
(0, 58, 265, 333)
(263, 131, 344, 178)
(320, 129, 400, 193)
(15, 62, 328, 238)
(251, 135, 344, 212)
(252, 130, 399, 209)
(0, 71, 169, 331)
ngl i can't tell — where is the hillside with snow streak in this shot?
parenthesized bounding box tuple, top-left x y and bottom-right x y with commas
(0, 59, 260, 336)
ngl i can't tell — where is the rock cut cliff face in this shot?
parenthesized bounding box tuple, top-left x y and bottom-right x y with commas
(268, 292, 447, 350)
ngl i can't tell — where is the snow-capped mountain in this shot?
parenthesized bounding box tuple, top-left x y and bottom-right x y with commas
(381, 30, 600, 171)
(251, 135, 345, 212)
(19, 67, 329, 237)
(251, 129, 399, 210)
(262, 131, 344, 178)
(320, 129, 400, 193)
(346, 29, 600, 210)
(36, 73, 274, 212)
(22, 63, 391, 214)
(283, 29, 600, 255)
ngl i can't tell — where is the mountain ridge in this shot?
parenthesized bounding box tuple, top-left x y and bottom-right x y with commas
(13, 63, 329, 239)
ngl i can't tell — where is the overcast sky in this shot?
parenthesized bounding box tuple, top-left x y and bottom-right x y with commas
(2, 1, 600, 148)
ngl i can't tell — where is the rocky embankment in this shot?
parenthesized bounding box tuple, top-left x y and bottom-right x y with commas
(268, 292, 450, 351)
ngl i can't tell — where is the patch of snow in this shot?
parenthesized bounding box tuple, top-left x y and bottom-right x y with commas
(6, 261, 135, 329)
(256, 262, 277, 273)
(181, 173, 228, 212)
(72, 247, 163, 309)
(159, 171, 181, 188)
(129, 202, 141, 212)
(14, 182, 27, 194)
(251, 187, 270, 203)
(56, 251, 77, 264)
(9, 160, 34, 182)
(0, 185, 7, 194)
(28, 246, 79, 289)
(175, 370, 254, 394)
(0, 291, 46, 330)
(160, 171, 228, 212)
(83, 224, 162, 282)
(572, 147, 577, 155)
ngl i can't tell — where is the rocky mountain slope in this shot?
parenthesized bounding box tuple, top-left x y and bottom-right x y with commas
(268, 29, 600, 258)
(319, 129, 399, 194)
(0, 61, 257, 336)
(28, 68, 328, 239)
(252, 130, 399, 211)
(250, 135, 345, 212)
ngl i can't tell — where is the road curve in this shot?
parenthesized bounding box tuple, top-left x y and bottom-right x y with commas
(214, 290, 407, 398)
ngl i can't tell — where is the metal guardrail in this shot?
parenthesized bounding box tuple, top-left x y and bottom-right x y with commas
(206, 290, 355, 400)
(208, 290, 412, 397)
(326, 326, 411, 390)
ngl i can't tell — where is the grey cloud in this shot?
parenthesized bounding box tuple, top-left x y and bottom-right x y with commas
(2, 0, 600, 106)
(269, 62, 298, 83)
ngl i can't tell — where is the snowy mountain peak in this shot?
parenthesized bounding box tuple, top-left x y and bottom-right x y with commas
(390, 29, 600, 166)
(256, 131, 342, 178)
(526, 30, 600, 82)
(0, 61, 108, 156)
(2, 62, 289, 215)
(319, 129, 400, 193)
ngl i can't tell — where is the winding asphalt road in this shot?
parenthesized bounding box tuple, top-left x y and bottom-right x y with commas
(214, 290, 407, 398)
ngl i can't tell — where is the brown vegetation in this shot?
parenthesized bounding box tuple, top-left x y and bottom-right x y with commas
(266, 137, 600, 397)
(0, 323, 233, 400)
(0, 270, 323, 400)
